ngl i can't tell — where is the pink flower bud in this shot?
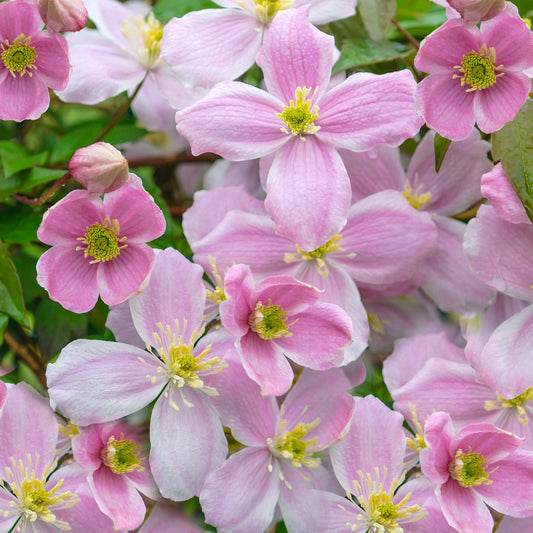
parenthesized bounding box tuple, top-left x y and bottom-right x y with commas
(37, 0, 87, 33)
(69, 142, 130, 194)
(447, 0, 506, 21)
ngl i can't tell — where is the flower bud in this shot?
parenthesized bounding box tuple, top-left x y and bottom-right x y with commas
(69, 142, 130, 194)
(447, 0, 506, 22)
(38, 0, 87, 33)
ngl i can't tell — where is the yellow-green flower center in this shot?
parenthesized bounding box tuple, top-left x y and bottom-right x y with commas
(284, 234, 346, 277)
(76, 217, 126, 264)
(402, 180, 431, 210)
(121, 13, 164, 69)
(453, 46, 503, 92)
(249, 301, 291, 340)
(1, 34, 37, 77)
(276, 86, 321, 139)
(484, 386, 533, 425)
(101, 436, 143, 474)
(449, 448, 492, 487)
(253, 0, 294, 24)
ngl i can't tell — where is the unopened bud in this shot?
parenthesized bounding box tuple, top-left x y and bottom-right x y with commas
(70, 142, 130, 194)
(447, 0, 506, 22)
(38, 0, 87, 32)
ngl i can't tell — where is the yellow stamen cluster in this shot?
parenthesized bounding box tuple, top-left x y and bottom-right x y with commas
(405, 404, 427, 452)
(284, 234, 349, 277)
(367, 312, 389, 337)
(484, 386, 533, 425)
(453, 45, 503, 92)
(249, 301, 291, 340)
(76, 217, 126, 264)
(0, 455, 79, 530)
(1, 34, 37, 77)
(252, 0, 295, 25)
(121, 13, 164, 69)
(402, 180, 431, 210)
(448, 448, 493, 487)
(205, 256, 227, 305)
(277, 86, 321, 139)
(101, 435, 143, 474)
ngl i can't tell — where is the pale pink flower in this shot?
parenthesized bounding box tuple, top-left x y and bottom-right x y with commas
(0, 0, 70, 121)
(415, 11, 533, 140)
(177, 7, 422, 249)
(36, 176, 166, 313)
(421, 412, 533, 532)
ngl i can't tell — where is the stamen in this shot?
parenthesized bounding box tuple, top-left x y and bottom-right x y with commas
(448, 448, 494, 487)
(249, 300, 292, 340)
(101, 435, 144, 474)
(252, 0, 295, 25)
(76, 216, 126, 263)
(402, 180, 431, 210)
(1, 34, 37, 77)
(276, 87, 321, 139)
(484, 386, 533, 425)
(120, 13, 163, 69)
(452, 45, 503, 92)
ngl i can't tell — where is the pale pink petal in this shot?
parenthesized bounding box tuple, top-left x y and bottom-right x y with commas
(32, 32, 70, 90)
(36, 246, 100, 313)
(0, 491, 19, 533)
(474, 72, 531, 133)
(481, 163, 529, 224)
(239, 331, 294, 396)
(415, 74, 476, 141)
(464, 204, 533, 301)
(90, 467, 146, 530)
(316, 70, 422, 151)
(176, 81, 288, 160)
(0, 1, 43, 41)
(161, 9, 262, 87)
(292, 0, 357, 24)
(46, 339, 164, 425)
(421, 217, 495, 316)
(149, 389, 227, 501)
(0, 71, 49, 122)
(200, 448, 280, 533)
(204, 159, 264, 199)
(257, 7, 334, 103)
(420, 412, 454, 485)
(220, 264, 255, 337)
(105, 301, 144, 349)
(129, 248, 206, 349)
(265, 136, 351, 250)
(139, 504, 206, 533)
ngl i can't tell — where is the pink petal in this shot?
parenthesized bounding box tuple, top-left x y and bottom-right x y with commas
(415, 74, 476, 141)
(220, 264, 255, 337)
(139, 504, 206, 533)
(293, 0, 357, 24)
(176, 81, 288, 160)
(105, 301, 145, 349)
(420, 412, 454, 485)
(200, 448, 280, 533)
(161, 9, 262, 87)
(32, 32, 70, 90)
(46, 339, 164, 425)
(0, 1, 43, 42)
(257, 7, 334, 103)
(0, 70, 49, 122)
(149, 389, 227, 501)
(316, 70, 423, 151)
(265, 136, 351, 251)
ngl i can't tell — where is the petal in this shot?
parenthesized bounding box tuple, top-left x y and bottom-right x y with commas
(257, 7, 334, 103)
(292, 0, 357, 24)
(32, 32, 70, 90)
(176, 81, 288, 160)
(414, 74, 476, 141)
(420, 412, 454, 485)
(161, 9, 262, 87)
(46, 339, 163, 425)
(0, 2, 42, 41)
(265, 136, 351, 250)
(139, 504, 206, 533)
(316, 70, 423, 151)
(200, 448, 280, 533)
(149, 389, 228, 501)
(0, 71, 49, 122)
(220, 264, 255, 337)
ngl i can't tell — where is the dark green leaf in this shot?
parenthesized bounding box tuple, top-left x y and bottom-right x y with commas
(50, 122, 104, 163)
(492, 98, 533, 223)
(357, 0, 397, 42)
(0, 206, 41, 244)
(434, 132, 452, 173)
(0, 167, 65, 201)
(0, 141, 47, 178)
(104, 124, 148, 146)
(153, 0, 218, 22)
(0, 242, 29, 329)
(0, 313, 8, 346)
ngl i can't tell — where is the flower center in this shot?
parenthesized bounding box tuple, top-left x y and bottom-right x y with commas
(253, 0, 294, 24)
(484, 386, 533, 425)
(276, 86, 321, 139)
(76, 217, 126, 264)
(449, 448, 492, 487)
(453, 46, 503, 92)
(402, 180, 431, 210)
(284, 234, 345, 277)
(0, 456, 79, 529)
(267, 418, 320, 468)
(249, 301, 291, 340)
(101, 435, 143, 474)
(121, 13, 163, 69)
(1, 34, 37, 77)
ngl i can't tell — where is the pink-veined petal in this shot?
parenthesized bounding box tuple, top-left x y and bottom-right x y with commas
(0, 70, 49, 122)
(293, 0, 357, 24)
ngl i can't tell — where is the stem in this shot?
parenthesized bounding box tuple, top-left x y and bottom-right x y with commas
(391, 19, 420, 50)
(12, 171, 71, 206)
(3, 330, 47, 387)
(128, 152, 220, 168)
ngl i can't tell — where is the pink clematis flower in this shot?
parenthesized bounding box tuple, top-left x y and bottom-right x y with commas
(420, 412, 533, 532)
(0, 0, 70, 122)
(220, 264, 353, 395)
(36, 175, 166, 313)
(414, 10, 533, 140)
(177, 7, 422, 250)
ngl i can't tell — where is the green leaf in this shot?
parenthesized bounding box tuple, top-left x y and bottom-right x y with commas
(0, 242, 30, 329)
(0, 167, 65, 201)
(0, 313, 8, 346)
(492, 98, 533, 223)
(333, 38, 411, 74)
(0, 206, 41, 244)
(153, 0, 218, 22)
(357, 0, 397, 42)
(434, 132, 452, 173)
(0, 141, 47, 178)
(50, 122, 104, 164)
